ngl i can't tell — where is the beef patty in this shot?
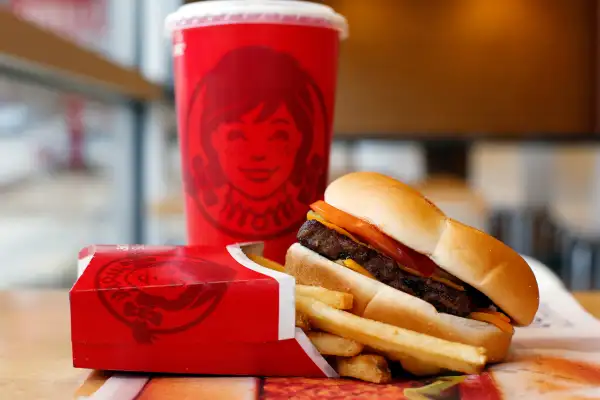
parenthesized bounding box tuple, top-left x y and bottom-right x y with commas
(297, 219, 491, 317)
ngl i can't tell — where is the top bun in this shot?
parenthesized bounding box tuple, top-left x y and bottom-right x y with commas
(324, 172, 539, 326)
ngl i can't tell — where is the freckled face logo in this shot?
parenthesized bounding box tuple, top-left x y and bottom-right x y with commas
(184, 45, 330, 239)
(95, 253, 235, 343)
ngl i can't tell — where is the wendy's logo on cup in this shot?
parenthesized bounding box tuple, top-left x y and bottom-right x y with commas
(95, 253, 235, 344)
(184, 45, 330, 239)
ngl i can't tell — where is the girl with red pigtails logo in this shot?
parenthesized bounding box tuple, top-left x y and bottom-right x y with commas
(183, 45, 331, 257)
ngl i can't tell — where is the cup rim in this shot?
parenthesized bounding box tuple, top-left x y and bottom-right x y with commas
(165, 0, 349, 40)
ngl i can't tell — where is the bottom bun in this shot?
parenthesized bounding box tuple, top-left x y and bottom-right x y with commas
(286, 243, 512, 363)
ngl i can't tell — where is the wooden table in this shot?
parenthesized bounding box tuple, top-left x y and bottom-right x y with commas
(1, 290, 599, 400)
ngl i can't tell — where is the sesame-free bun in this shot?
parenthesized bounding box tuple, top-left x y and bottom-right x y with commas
(286, 243, 512, 362)
(324, 172, 539, 326)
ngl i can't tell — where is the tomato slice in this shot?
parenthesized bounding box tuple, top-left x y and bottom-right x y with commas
(310, 200, 436, 277)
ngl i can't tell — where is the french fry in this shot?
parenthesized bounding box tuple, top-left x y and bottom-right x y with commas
(296, 311, 311, 331)
(364, 346, 442, 376)
(394, 355, 443, 377)
(307, 332, 364, 357)
(336, 354, 392, 384)
(296, 295, 487, 375)
(296, 285, 353, 310)
(247, 254, 286, 273)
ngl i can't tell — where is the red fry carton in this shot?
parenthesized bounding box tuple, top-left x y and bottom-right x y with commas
(70, 243, 337, 378)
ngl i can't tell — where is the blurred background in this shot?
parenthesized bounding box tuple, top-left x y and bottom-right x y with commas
(0, 0, 599, 291)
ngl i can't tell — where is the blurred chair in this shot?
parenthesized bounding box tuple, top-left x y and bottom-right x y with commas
(549, 145, 600, 290)
(469, 143, 557, 266)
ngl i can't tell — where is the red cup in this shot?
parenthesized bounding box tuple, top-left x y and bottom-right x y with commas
(166, 1, 348, 262)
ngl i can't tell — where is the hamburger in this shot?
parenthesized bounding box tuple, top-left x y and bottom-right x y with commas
(285, 171, 539, 364)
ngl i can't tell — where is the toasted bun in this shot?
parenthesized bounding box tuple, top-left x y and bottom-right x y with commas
(324, 171, 539, 326)
(286, 243, 512, 362)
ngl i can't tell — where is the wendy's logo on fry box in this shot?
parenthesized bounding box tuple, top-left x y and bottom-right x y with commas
(95, 252, 235, 344)
(184, 45, 329, 240)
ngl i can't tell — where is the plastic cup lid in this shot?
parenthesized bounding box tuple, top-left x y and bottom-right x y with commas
(165, 0, 348, 40)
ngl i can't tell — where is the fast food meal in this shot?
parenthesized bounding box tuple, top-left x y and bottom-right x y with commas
(249, 174, 539, 382)
(252, 255, 489, 382)
(285, 171, 539, 367)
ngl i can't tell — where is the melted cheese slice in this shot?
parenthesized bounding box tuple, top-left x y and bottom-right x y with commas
(342, 259, 375, 278)
(307, 211, 363, 244)
(469, 311, 514, 334)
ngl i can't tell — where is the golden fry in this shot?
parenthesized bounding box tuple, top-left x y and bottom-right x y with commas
(296, 285, 353, 310)
(296, 311, 311, 331)
(247, 254, 286, 273)
(307, 331, 364, 357)
(393, 354, 443, 377)
(336, 354, 392, 384)
(364, 346, 442, 377)
(296, 295, 487, 375)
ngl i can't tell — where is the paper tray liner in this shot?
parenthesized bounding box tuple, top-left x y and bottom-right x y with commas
(76, 349, 600, 400)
